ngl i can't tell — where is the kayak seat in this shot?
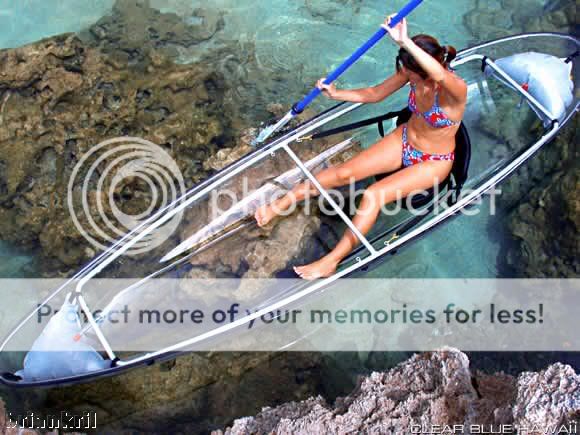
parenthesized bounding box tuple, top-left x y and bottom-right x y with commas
(375, 107, 471, 209)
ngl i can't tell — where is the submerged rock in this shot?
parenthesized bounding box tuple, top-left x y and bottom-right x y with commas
(0, 33, 234, 274)
(221, 349, 580, 434)
(177, 135, 360, 298)
(503, 158, 579, 277)
(462, 1, 579, 278)
(463, 0, 576, 40)
(495, 112, 578, 277)
(81, 0, 224, 64)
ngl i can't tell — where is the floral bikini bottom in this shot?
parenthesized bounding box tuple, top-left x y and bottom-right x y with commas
(402, 126, 455, 168)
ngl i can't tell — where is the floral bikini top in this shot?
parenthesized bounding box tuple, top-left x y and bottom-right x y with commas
(408, 83, 460, 128)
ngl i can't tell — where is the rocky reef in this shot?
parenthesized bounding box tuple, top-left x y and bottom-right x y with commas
(82, 0, 225, 64)
(463, 0, 579, 277)
(504, 140, 579, 277)
(221, 349, 580, 434)
(464, 0, 578, 40)
(0, 30, 231, 273)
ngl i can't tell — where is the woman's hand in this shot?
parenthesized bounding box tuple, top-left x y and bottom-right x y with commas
(382, 15, 410, 47)
(317, 78, 339, 99)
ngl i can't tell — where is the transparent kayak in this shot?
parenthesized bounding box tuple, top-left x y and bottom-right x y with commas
(1, 32, 578, 387)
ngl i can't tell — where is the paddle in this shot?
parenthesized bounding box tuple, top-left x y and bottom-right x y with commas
(253, 0, 424, 145)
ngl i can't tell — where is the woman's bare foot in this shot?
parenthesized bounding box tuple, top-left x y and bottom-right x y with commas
(294, 256, 340, 280)
(254, 202, 281, 227)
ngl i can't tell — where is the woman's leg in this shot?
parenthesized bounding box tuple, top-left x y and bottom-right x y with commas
(255, 126, 405, 226)
(294, 159, 453, 280)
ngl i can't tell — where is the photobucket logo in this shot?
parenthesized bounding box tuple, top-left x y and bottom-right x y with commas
(207, 176, 502, 221)
(67, 137, 186, 255)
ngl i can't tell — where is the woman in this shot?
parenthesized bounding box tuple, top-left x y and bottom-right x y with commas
(255, 16, 468, 280)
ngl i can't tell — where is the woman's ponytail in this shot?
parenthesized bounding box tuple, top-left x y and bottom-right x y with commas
(444, 45, 457, 66)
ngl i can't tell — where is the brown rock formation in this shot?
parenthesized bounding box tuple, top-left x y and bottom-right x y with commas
(221, 349, 580, 434)
(81, 0, 225, 65)
(0, 32, 232, 273)
(223, 349, 477, 434)
(514, 363, 580, 431)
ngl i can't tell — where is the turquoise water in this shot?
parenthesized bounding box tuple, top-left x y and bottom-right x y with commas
(0, 242, 35, 277)
(0, 0, 114, 48)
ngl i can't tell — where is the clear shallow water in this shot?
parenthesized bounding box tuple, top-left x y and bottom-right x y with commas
(0, 0, 114, 48)
(0, 242, 35, 277)
(172, 0, 477, 110)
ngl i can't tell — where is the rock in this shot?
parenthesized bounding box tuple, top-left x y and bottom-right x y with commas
(203, 142, 254, 172)
(522, 2, 578, 34)
(224, 348, 478, 433)
(176, 136, 359, 287)
(463, 9, 514, 40)
(242, 209, 321, 279)
(176, 208, 324, 302)
(500, 119, 579, 277)
(220, 350, 580, 434)
(470, 371, 517, 425)
(266, 103, 285, 118)
(513, 363, 580, 430)
(464, 0, 576, 41)
(0, 33, 234, 274)
(81, 0, 224, 64)
(302, 0, 363, 24)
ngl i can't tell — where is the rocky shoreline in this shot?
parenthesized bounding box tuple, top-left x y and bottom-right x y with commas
(220, 349, 579, 434)
(3, 350, 578, 434)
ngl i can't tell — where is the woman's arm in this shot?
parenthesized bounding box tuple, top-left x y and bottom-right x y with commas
(317, 70, 408, 104)
(383, 17, 467, 102)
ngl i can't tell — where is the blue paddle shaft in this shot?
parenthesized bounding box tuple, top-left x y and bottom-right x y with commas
(292, 0, 423, 115)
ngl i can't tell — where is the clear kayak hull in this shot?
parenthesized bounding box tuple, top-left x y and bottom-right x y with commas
(1, 32, 578, 387)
